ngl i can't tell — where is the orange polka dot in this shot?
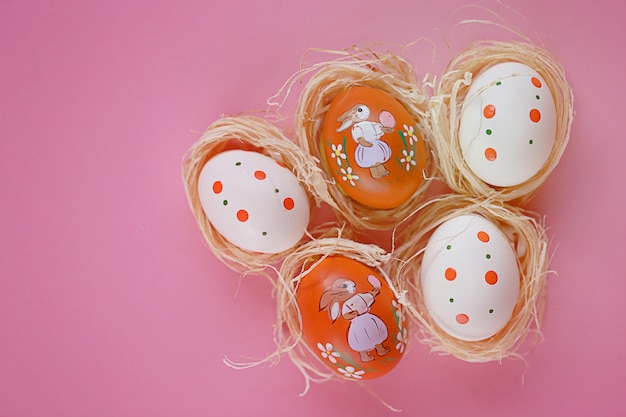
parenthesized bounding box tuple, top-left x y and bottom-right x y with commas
(530, 109, 541, 123)
(531, 77, 542, 88)
(477, 231, 490, 242)
(445, 267, 457, 281)
(254, 170, 266, 180)
(485, 148, 497, 161)
(483, 104, 496, 119)
(236, 209, 249, 222)
(283, 197, 295, 210)
(456, 313, 469, 324)
(485, 270, 498, 285)
(212, 180, 223, 194)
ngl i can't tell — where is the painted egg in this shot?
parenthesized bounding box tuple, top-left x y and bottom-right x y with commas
(458, 62, 557, 187)
(296, 256, 406, 380)
(197, 150, 310, 253)
(321, 86, 427, 209)
(420, 214, 520, 341)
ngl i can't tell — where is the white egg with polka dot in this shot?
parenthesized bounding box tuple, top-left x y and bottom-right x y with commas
(420, 214, 520, 342)
(459, 62, 557, 187)
(197, 150, 310, 254)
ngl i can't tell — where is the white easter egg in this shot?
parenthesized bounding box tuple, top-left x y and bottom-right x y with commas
(420, 214, 520, 341)
(458, 62, 557, 187)
(197, 150, 310, 253)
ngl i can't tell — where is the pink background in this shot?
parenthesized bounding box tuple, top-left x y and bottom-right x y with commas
(1, 0, 624, 416)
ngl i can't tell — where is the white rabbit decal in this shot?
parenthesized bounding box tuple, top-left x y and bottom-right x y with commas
(319, 274, 390, 362)
(336, 104, 396, 179)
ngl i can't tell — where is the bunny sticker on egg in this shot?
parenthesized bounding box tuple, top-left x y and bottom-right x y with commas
(335, 104, 395, 180)
(319, 274, 390, 363)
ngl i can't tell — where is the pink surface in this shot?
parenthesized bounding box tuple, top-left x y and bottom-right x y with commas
(1, 1, 624, 416)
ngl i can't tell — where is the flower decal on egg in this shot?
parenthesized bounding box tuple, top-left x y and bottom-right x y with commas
(395, 328, 408, 353)
(338, 366, 366, 379)
(317, 342, 341, 364)
(391, 299, 408, 353)
(330, 143, 347, 166)
(400, 149, 416, 171)
(340, 166, 360, 187)
(403, 124, 417, 146)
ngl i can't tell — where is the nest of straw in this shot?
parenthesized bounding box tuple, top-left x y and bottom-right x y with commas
(429, 40, 574, 204)
(294, 48, 434, 230)
(182, 115, 334, 272)
(390, 194, 550, 362)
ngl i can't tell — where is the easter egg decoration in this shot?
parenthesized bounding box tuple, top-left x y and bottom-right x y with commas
(321, 86, 427, 210)
(458, 62, 557, 187)
(197, 149, 310, 254)
(420, 214, 520, 342)
(296, 255, 406, 380)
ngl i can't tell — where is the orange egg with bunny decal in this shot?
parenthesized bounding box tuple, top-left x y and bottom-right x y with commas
(321, 86, 427, 209)
(296, 256, 407, 380)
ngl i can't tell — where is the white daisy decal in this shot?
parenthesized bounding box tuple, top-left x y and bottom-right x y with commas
(403, 124, 418, 146)
(400, 149, 416, 171)
(330, 143, 347, 166)
(340, 166, 359, 186)
(337, 366, 365, 379)
(317, 342, 340, 364)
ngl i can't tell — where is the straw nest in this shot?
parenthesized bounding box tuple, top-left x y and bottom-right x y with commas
(429, 40, 574, 204)
(182, 115, 334, 272)
(390, 193, 550, 362)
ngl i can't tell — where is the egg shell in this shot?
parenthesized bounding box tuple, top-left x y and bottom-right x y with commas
(459, 62, 557, 187)
(296, 256, 406, 380)
(420, 214, 520, 341)
(321, 86, 427, 209)
(197, 150, 310, 254)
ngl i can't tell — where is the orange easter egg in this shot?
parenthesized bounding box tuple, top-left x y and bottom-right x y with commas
(321, 86, 427, 209)
(296, 256, 407, 380)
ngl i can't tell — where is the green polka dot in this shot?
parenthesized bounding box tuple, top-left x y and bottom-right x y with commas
(223, 200, 228, 206)
(446, 245, 452, 250)
(449, 298, 454, 303)
(529, 139, 534, 145)
(486, 129, 492, 135)
(262, 232, 267, 236)
(274, 188, 279, 193)
(496, 81, 502, 86)
(536, 95, 540, 100)
(489, 309, 494, 314)
(235, 162, 242, 166)
(486, 254, 491, 259)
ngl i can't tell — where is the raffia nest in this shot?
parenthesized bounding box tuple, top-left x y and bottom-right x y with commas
(182, 115, 335, 273)
(429, 40, 574, 205)
(224, 226, 403, 398)
(390, 193, 550, 362)
(292, 48, 434, 230)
